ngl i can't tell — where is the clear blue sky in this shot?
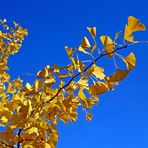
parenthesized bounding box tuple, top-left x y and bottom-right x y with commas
(0, 0, 148, 147)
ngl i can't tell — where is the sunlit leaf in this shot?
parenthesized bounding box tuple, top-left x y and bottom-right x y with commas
(86, 112, 93, 122)
(92, 65, 105, 80)
(7, 83, 16, 94)
(0, 116, 8, 123)
(65, 46, 75, 58)
(78, 46, 90, 54)
(114, 31, 122, 41)
(86, 64, 105, 80)
(26, 127, 39, 136)
(89, 82, 108, 96)
(123, 52, 136, 71)
(13, 21, 19, 28)
(37, 66, 50, 78)
(124, 16, 146, 42)
(24, 145, 34, 148)
(77, 76, 88, 89)
(108, 69, 129, 82)
(81, 36, 91, 48)
(45, 143, 52, 148)
(100, 35, 114, 58)
(87, 27, 96, 38)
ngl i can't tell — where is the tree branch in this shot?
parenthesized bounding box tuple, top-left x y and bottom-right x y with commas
(28, 45, 128, 119)
(17, 128, 23, 148)
(47, 45, 128, 102)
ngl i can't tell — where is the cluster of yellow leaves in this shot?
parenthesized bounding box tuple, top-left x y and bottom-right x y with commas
(0, 16, 146, 147)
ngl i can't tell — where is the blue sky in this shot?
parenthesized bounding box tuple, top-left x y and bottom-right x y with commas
(0, 0, 148, 147)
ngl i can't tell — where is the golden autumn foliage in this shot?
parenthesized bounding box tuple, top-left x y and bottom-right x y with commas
(0, 16, 147, 147)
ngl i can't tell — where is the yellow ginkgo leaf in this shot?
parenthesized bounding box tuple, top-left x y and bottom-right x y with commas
(12, 78, 23, 89)
(105, 77, 114, 90)
(45, 143, 52, 148)
(26, 83, 32, 90)
(53, 64, 60, 73)
(107, 69, 129, 82)
(59, 115, 68, 124)
(114, 31, 122, 41)
(86, 112, 93, 122)
(92, 65, 105, 80)
(91, 44, 97, 53)
(7, 83, 16, 94)
(0, 31, 2, 36)
(78, 36, 91, 54)
(86, 64, 105, 80)
(124, 16, 146, 42)
(0, 71, 10, 82)
(13, 21, 19, 28)
(78, 89, 86, 101)
(24, 145, 34, 148)
(65, 46, 75, 58)
(69, 112, 78, 122)
(0, 116, 8, 123)
(87, 27, 96, 38)
(81, 36, 91, 48)
(100, 35, 114, 58)
(78, 46, 90, 54)
(123, 52, 136, 71)
(45, 77, 56, 87)
(77, 76, 88, 89)
(89, 82, 108, 96)
(35, 80, 44, 91)
(26, 127, 39, 136)
(17, 25, 28, 36)
(71, 58, 84, 73)
(128, 16, 145, 32)
(37, 66, 49, 78)
(9, 125, 17, 129)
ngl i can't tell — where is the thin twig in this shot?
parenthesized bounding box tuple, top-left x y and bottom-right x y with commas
(17, 128, 23, 148)
(113, 55, 118, 69)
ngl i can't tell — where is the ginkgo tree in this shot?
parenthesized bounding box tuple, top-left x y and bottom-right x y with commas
(0, 16, 147, 148)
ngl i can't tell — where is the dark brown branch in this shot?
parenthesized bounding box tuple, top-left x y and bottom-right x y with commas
(17, 128, 23, 148)
(28, 45, 128, 119)
(47, 45, 128, 103)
